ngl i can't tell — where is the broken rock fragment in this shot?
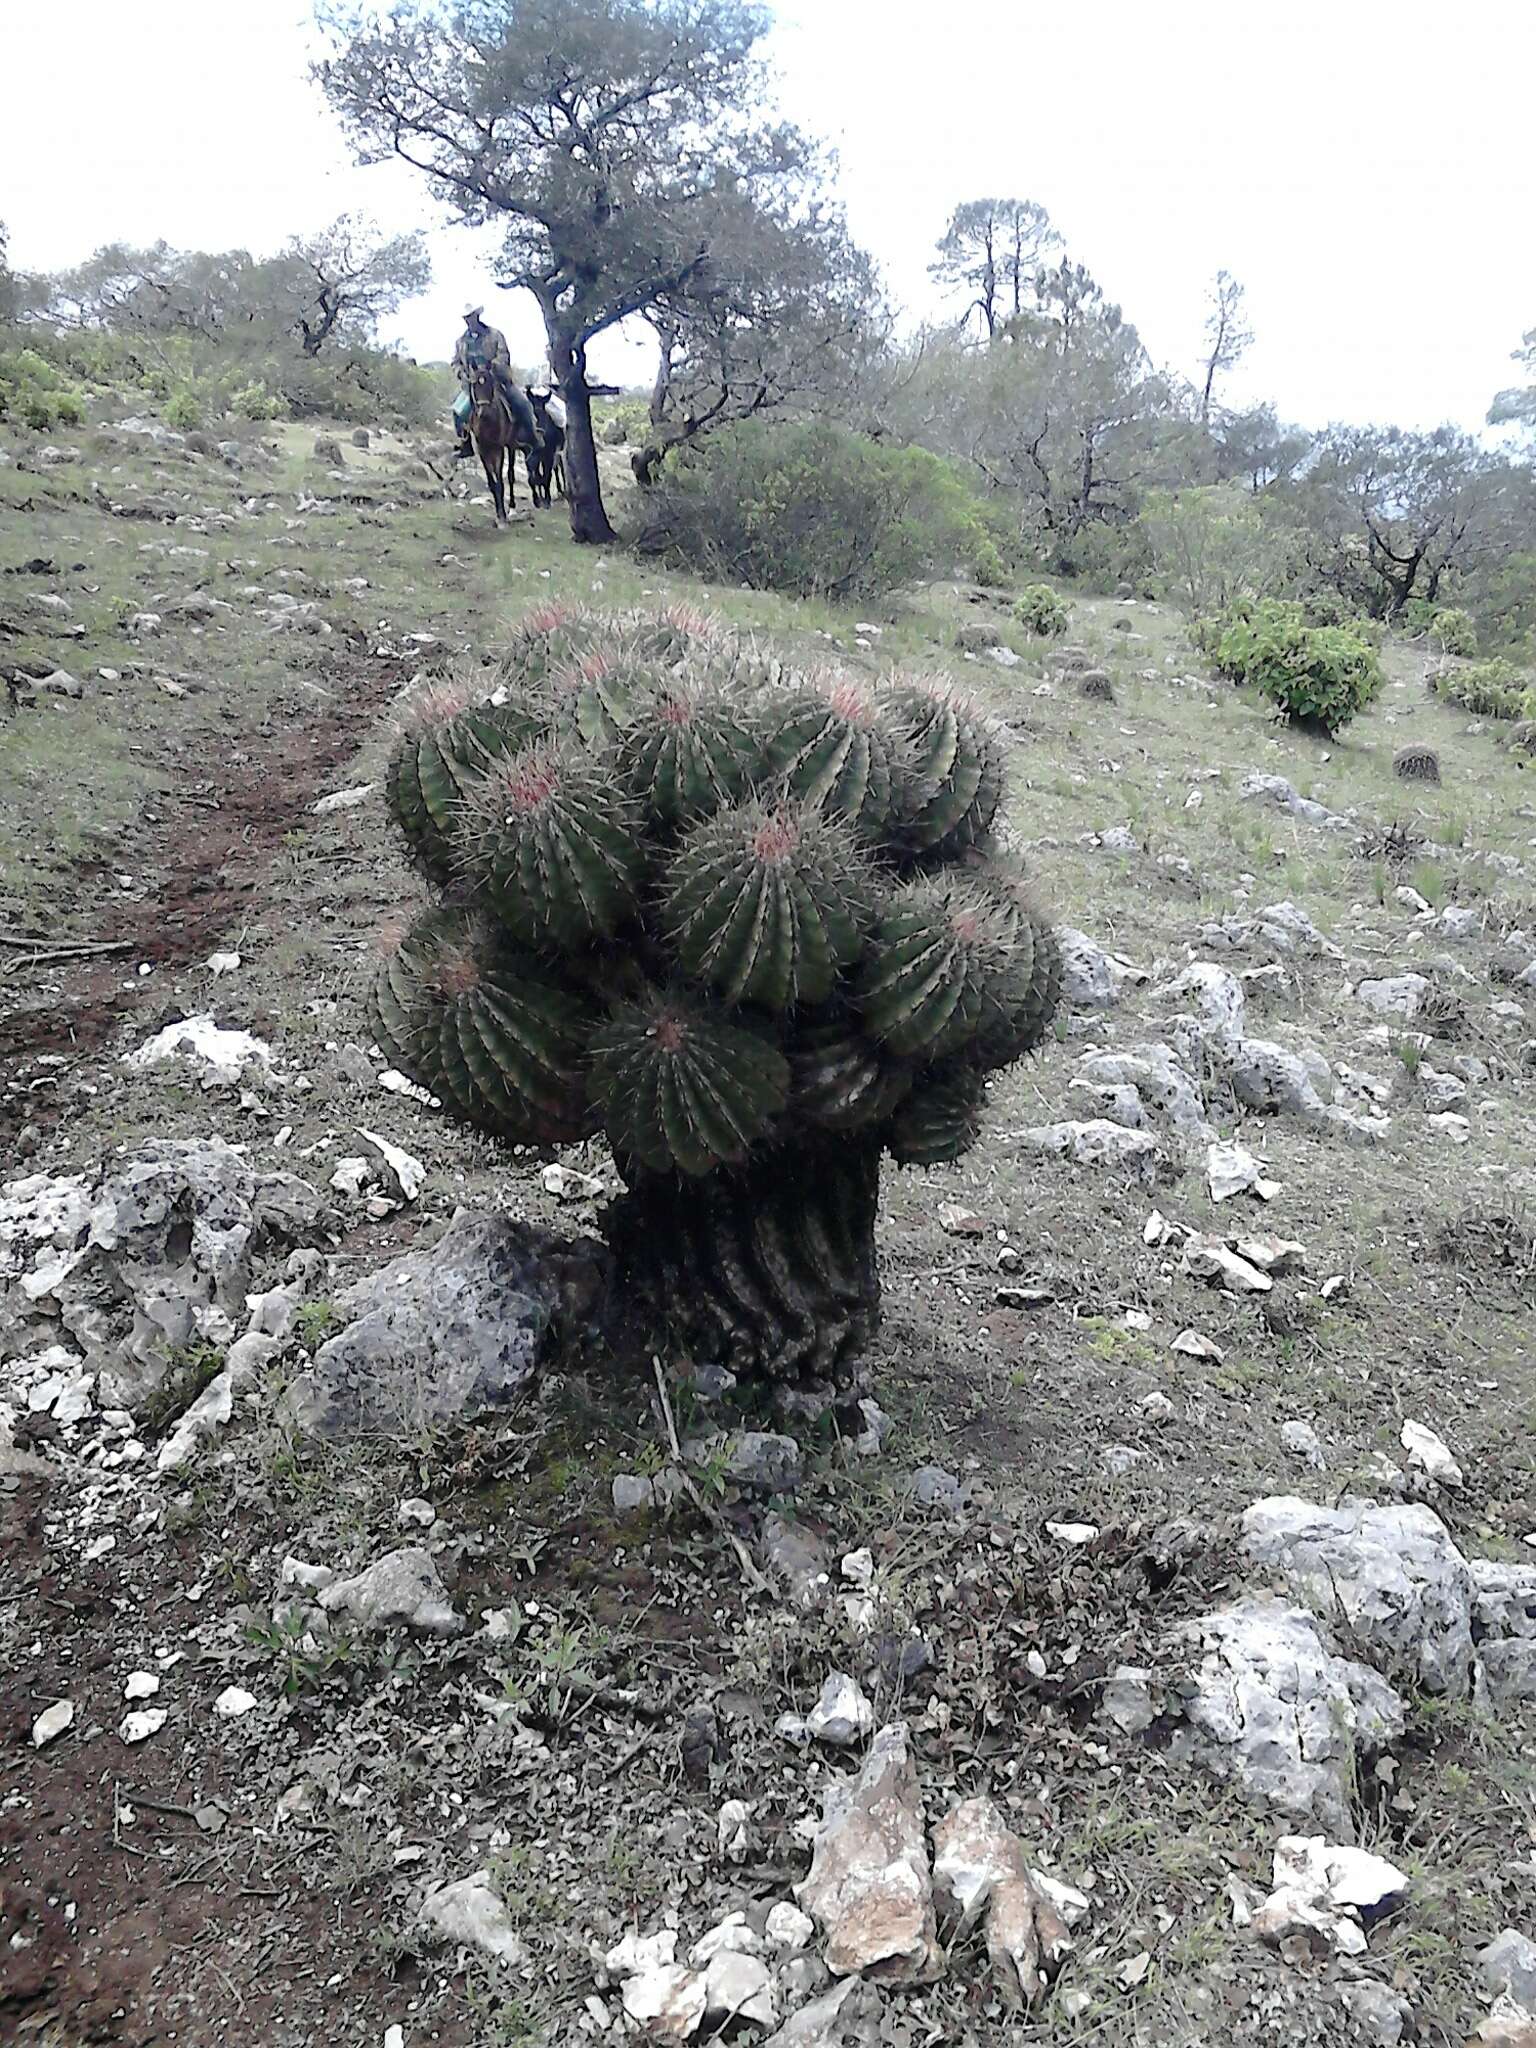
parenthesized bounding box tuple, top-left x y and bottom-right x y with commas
(1206, 1138, 1280, 1203)
(796, 1721, 941, 1983)
(318, 1546, 460, 1635)
(1252, 1835, 1408, 1956)
(418, 1870, 526, 1966)
(932, 1795, 1086, 2006)
(762, 1976, 881, 2048)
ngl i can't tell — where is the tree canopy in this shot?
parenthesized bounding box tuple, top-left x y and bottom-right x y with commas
(929, 197, 1059, 341)
(635, 178, 883, 483)
(1489, 328, 1536, 452)
(317, 0, 857, 541)
(21, 221, 427, 356)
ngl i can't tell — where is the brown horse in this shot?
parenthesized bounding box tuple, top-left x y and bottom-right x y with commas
(466, 363, 542, 524)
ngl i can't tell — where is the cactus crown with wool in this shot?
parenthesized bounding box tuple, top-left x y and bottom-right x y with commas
(375, 604, 1060, 1180)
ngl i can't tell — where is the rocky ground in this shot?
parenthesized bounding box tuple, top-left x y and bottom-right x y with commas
(2, 405, 1534, 2048)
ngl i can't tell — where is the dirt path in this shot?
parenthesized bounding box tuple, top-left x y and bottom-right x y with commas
(0, 648, 413, 1122)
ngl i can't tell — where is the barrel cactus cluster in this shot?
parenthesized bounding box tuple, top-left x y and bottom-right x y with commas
(374, 603, 1060, 1398)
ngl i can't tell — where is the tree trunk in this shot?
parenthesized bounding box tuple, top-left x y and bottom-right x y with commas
(605, 1139, 882, 1397)
(649, 314, 678, 425)
(545, 320, 617, 545)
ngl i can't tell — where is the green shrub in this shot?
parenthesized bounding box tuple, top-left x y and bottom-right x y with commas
(634, 420, 996, 601)
(1430, 657, 1536, 720)
(1047, 517, 1155, 595)
(1210, 598, 1384, 735)
(970, 535, 1010, 590)
(0, 345, 87, 430)
(273, 350, 444, 427)
(1013, 583, 1071, 636)
(596, 396, 651, 444)
(1139, 485, 1304, 616)
(1403, 603, 1477, 656)
(1297, 586, 1372, 633)
(163, 386, 203, 431)
(230, 380, 285, 422)
(5, 325, 444, 431)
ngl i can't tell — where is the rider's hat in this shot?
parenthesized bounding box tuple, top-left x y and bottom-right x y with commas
(462, 304, 484, 321)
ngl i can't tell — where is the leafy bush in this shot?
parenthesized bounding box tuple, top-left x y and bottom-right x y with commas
(1013, 583, 1071, 636)
(1430, 658, 1536, 720)
(273, 349, 444, 426)
(634, 420, 1000, 601)
(1209, 598, 1384, 735)
(0, 345, 87, 430)
(230, 380, 285, 422)
(5, 324, 444, 430)
(1403, 602, 1477, 656)
(163, 386, 203, 431)
(1047, 516, 1155, 595)
(595, 396, 651, 443)
(1459, 550, 1536, 659)
(1295, 585, 1378, 635)
(970, 535, 1010, 590)
(1139, 486, 1304, 616)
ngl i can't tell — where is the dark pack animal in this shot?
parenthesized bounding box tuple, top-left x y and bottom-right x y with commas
(525, 390, 567, 510)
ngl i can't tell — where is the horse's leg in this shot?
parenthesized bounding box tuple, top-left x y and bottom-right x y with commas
(554, 451, 567, 501)
(481, 444, 505, 523)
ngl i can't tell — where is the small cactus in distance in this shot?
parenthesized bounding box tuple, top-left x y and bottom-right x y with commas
(373, 605, 1060, 1399)
(1392, 742, 1440, 784)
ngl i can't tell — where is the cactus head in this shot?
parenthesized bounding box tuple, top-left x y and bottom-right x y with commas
(1392, 742, 1440, 784)
(458, 742, 644, 953)
(767, 673, 907, 841)
(664, 798, 871, 1011)
(589, 991, 790, 1176)
(884, 681, 1005, 860)
(620, 674, 761, 830)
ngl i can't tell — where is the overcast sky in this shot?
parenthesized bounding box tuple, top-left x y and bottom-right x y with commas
(4, 0, 1532, 433)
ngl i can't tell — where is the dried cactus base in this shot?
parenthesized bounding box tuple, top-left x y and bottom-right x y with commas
(606, 1139, 882, 1389)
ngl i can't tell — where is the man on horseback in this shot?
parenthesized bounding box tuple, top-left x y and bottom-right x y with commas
(452, 305, 538, 458)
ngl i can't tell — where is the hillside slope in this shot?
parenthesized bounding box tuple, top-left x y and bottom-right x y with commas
(2, 407, 1534, 2048)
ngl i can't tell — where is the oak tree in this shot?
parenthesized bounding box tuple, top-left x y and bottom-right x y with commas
(319, 0, 825, 543)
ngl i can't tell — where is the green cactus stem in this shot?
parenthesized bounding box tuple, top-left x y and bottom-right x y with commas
(459, 744, 644, 952)
(589, 991, 790, 1177)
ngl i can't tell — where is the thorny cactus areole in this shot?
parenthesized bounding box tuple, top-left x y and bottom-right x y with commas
(374, 605, 1061, 1401)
